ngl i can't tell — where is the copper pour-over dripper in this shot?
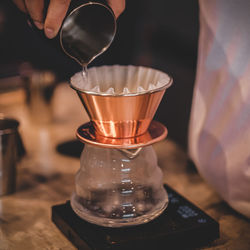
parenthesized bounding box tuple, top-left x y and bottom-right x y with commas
(75, 87, 167, 138)
(70, 65, 172, 148)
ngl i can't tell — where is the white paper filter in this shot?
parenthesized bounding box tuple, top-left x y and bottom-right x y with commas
(71, 65, 172, 95)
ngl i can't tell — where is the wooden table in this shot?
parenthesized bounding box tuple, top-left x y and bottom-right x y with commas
(0, 83, 249, 250)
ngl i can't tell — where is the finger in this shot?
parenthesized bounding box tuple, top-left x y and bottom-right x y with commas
(12, 0, 27, 13)
(107, 0, 126, 19)
(25, 0, 44, 29)
(44, 0, 71, 39)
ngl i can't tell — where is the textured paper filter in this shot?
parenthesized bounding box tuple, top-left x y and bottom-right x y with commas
(71, 65, 172, 95)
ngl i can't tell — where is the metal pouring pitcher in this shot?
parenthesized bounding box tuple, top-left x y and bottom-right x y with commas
(28, 0, 116, 66)
(60, 0, 117, 66)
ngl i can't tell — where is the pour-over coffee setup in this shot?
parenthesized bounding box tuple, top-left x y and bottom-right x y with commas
(50, 0, 173, 228)
(44, 1, 219, 248)
(70, 65, 172, 227)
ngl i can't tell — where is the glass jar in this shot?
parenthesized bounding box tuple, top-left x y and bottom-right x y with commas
(71, 144, 168, 227)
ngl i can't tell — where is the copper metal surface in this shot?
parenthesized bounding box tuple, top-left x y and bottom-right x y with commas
(76, 120, 168, 149)
(75, 88, 167, 138)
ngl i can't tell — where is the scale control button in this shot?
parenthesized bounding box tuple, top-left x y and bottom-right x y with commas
(197, 218, 207, 223)
(168, 193, 180, 204)
(168, 192, 174, 199)
(170, 197, 179, 204)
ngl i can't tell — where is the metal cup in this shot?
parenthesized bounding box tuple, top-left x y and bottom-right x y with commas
(27, 0, 116, 66)
(0, 117, 25, 196)
(60, 0, 116, 65)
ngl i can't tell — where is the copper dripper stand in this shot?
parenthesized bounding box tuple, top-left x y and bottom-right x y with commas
(76, 120, 168, 149)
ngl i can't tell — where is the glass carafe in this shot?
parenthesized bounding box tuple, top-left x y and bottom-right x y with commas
(71, 144, 168, 227)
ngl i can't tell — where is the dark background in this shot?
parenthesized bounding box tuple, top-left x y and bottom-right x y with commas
(0, 0, 199, 151)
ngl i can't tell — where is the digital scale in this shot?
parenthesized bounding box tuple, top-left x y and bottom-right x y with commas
(52, 184, 219, 250)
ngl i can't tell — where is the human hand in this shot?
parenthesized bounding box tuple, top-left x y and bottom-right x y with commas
(12, 0, 125, 39)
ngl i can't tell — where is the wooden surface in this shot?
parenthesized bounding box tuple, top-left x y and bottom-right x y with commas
(0, 83, 250, 250)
